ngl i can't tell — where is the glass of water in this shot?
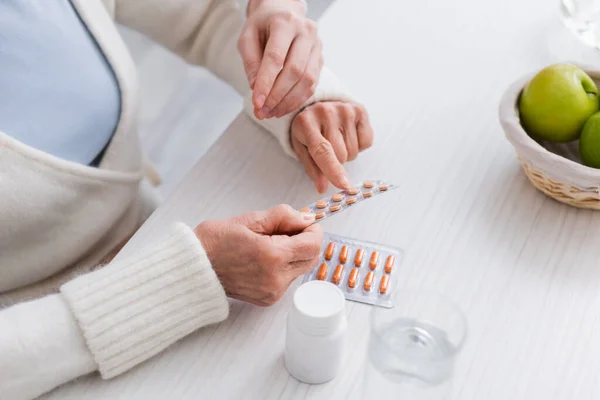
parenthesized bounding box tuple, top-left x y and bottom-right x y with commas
(560, 0, 600, 48)
(362, 290, 467, 400)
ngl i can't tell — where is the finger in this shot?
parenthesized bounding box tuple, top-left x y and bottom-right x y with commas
(304, 136, 350, 190)
(339, 104, 359, 161)
(288, 223, 323, 262)
(237, 28, 263, 89)
(270, 40, 322, 118)
(356, 106, 374, 151)
(293, 135, 329, 193)
(343, 121, 359, 161)
(271, 223, 323, 263)
(246, 204, 316, 235)
(263, 34, 313, 113)
(253, 24, 296, 116)
(325, 126, 348, 164)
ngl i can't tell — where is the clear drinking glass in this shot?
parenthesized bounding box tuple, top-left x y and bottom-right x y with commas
(362, 290, 467, 400)
(560, 0, 600, 48)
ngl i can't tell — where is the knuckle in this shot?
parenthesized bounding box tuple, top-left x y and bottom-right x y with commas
(304, 20, 318, 34)
(236, 33, 247, 52)
(355, 104, 367, 119)
(342, 103, 356, 120)
(274, 203, 293, 216)
(276, 10, 295, 23)
(316, 102, 336, 119)
(311, 140, 333, 159)
(243, 59, 260, 74)
(288, 63, 304, 80)
(265, 49, 286, 67)
(264, 289, 283, 306)
(362, 134, 374, 149)
(293, 111, 311, 129)
(303, 73, 318, 89)
(263, 248, 284, 267)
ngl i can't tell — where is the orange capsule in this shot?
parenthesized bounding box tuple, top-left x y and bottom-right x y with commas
(364, 271, 375, 291)
(348, 268, 359, 288)
(329, 204, 341, 212)
(369, 251, 379, 270)
(363, 180, 375, 188)
(384, 255, 395, 274)
(317, 263, 328, 280)
(347, 187, 360, 195)
(332, 193, 344, 202)
(345, 197, 357, 205)
(324, 242, 335, 260)
(339, 245, 349, 264)
(332, 264, 344, 284)
(363, 191, 374, 198)
(316, 211, 326, 220)
(354, 248, 364, 267)
(299, 207, 312, 213)
(379, 184, 389, 191)
(316, 200, 327, 209)
(379, 275, 390, 294)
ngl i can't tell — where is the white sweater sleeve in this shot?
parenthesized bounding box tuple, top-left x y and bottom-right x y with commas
(0, 223, 229, 400)
(113, 0, 357, 158)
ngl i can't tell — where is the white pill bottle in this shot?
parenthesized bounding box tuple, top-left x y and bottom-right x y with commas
(285, 281, 348, 384)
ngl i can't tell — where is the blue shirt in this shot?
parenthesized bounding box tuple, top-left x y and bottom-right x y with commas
(0, 0, 121, 165)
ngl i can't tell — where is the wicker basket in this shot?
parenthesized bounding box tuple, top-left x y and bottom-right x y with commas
(499, 69, 600, 210)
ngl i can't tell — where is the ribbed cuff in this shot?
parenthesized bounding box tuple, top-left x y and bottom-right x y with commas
(243, 66, 357, 158)
(60, 223, 229, 379)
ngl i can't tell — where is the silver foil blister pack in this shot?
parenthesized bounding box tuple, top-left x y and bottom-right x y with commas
(302, 232, 403, 308)
(298, 180, 397, 224)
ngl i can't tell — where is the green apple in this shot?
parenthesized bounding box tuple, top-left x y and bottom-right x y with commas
(519, 64, 599, 142)
(580, 111, 600, 168)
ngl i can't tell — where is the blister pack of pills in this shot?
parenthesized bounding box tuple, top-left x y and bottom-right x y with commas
(298, 180, 397, 223)
(302, 232, 403, 308)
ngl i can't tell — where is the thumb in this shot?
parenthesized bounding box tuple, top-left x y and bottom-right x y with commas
(247, 204, 316, 235)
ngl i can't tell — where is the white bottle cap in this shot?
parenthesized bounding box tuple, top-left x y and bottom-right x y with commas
(291, 281, 346, 336)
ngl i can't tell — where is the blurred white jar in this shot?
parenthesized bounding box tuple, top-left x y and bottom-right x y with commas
(284, 281, 347, 384)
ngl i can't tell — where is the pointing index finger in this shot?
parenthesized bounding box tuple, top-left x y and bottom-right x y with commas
(306, 137, 350, 190)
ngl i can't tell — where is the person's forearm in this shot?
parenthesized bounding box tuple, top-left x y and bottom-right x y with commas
(247, 0, 306, 16)
(0, 294, 97, 400)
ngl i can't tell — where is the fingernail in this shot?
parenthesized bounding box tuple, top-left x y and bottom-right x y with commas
(301, 212, 316, 222)
(259, 106, 271, 118)
(256, 94, 266, 109)
(340, 175, 350, 188)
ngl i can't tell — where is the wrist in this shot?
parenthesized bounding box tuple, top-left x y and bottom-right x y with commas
(247, 0, 306, 16)
(194, 221, 218, 266)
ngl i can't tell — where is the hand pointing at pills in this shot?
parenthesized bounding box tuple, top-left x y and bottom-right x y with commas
(195, 204, 322, 306)
(238, 0, 322, 119)
(291, 101, 375, 193)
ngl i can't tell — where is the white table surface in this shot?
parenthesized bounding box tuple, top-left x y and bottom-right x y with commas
(45, 0, 600, 399)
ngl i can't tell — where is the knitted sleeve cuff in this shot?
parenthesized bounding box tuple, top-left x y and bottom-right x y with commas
(242, 66, 358, 158)
(60, 222, 229, 379)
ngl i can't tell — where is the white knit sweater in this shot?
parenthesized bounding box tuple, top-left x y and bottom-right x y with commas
(0, 0, 353, 398)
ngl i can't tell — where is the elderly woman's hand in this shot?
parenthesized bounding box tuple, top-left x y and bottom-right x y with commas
(238, 0, 322, 120)
(291, 101, 374, 193)
(195, 204, 322, 306)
